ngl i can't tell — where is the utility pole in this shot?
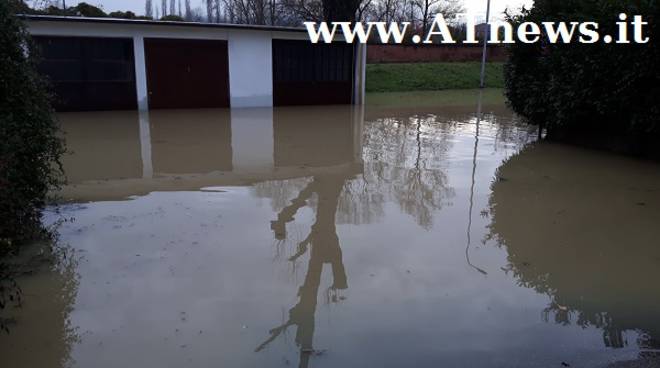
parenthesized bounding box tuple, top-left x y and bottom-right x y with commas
(479, 0, 491, 89)
(62, 0, 67, 11)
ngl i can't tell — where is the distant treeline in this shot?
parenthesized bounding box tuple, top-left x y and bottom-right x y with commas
(16, 0, 511, 44)
(15, 0, 493, 31)
(14, 1, 156, 19)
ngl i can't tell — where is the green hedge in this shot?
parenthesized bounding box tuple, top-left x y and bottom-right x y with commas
(504, 0, 660, 142)
(1, 1, 65, 255)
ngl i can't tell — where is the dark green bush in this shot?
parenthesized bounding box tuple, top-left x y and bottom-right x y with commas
(504, 1, 659, 143)
(13, 1, 108, 18)
(160, 15, 185, 22)
(1, 0, 65, 256)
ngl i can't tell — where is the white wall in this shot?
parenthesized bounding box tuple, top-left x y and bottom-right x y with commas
(228, 32, 273, 108)
(132, 36, 149, 111)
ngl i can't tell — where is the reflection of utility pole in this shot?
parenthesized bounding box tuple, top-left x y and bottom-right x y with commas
(466, 90, 488, 275)
(479, 0, 492, 88)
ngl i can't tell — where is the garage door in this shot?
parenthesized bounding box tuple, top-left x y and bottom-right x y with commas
(272, 40, 354, 106)
(144, 39, 229, 109)
(35, 36, 137, 112)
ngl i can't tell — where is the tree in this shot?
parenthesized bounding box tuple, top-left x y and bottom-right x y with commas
(411, 0, 463, 33)
(8, 0, 31, 14)
(368, 0, 404, 23)
(205, 0, 213, 21)
(145, 0, 153, 17)
(71, 2, 106, 17)
(160, 14, 184, 21)
(108, 10, 137, 19)
(184, 0, 191, 19)
(0, 0, 65, 254)
(279, 0, 324, 22)
(322, 0, 361, 21)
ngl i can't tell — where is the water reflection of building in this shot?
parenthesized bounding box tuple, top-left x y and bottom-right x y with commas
(58, 106, 364, 201)
(60, 111, 143, 183)
(149, 109, 233, 174)
(489, 143, 660, 355)
(59, 105, 365, 368)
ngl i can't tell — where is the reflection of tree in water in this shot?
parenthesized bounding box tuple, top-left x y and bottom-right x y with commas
(253, 177, 316, 214)
(360, 114, 456, 229)
(478, 112, 536, 153)
(252, 113, 463, 366)
(255, 173, 349, 368)
(253, 114, 457, 230)
(0, 242, 80, 367)
(488, 143, 660, 355)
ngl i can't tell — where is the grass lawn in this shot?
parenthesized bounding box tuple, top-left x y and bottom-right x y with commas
(366, 88, 506, 107)
(366, 62, 505, 93)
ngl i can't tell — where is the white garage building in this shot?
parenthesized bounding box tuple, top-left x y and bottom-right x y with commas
(23, 15, 367, 111)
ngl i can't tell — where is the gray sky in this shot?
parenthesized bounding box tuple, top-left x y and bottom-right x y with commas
(62, 0, 534, 19)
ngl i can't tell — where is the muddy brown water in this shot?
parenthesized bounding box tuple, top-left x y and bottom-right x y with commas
(2, 91, 660, 368)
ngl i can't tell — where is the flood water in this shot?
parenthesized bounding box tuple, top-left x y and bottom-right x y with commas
(2, 90, 660, 368)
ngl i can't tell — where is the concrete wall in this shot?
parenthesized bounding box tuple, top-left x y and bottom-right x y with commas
(26, 19, 362, 110)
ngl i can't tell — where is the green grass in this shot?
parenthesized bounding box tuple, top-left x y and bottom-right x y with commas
(366, 88, 506, 107)
(366, 62, 505, 93)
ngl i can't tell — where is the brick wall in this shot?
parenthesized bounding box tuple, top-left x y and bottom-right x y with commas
(366, 44, 508, 64)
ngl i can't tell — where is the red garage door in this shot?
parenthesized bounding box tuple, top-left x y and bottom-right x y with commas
(144, 39, 229, 109)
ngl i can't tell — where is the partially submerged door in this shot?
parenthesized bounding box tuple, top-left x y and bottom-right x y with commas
(272, 40, 354, 106)
(35, 36, 137, 112)
(144, 39, 229, 109)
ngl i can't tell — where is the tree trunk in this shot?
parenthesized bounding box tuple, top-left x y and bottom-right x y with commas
(322, 0, 361, 22)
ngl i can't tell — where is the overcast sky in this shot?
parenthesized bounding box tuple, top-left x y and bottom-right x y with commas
(62, 0, 534, 19)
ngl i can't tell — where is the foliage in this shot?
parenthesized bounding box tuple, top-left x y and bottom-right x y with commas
(322, 0, 362, 21)
(504, 0, 660, 140)
(8, 0, 31, 14)
(160, 14, 185, 21)
(0, 266, 22, 333)
(367, 62, 504, 92)
(172, 0, 464, 26)
(108, 10, 137, 19)
(70, 2, 107, 17)
(0, 0, 65, 255)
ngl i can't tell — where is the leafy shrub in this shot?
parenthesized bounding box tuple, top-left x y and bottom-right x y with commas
(504, 0, 660, 143)
(0, 0, 65, 256)
(13, 1, 108, 18)
(160, 15, 185, 22)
